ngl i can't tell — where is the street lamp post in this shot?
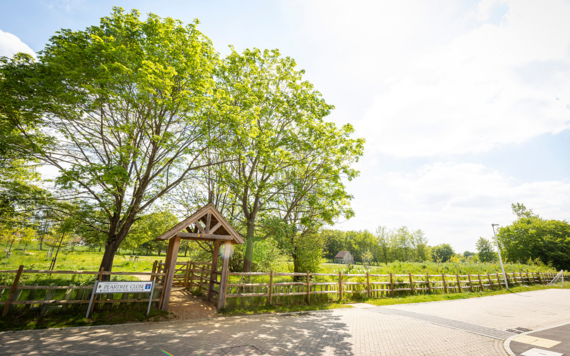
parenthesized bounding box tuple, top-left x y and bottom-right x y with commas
(492, 224, 509, 291)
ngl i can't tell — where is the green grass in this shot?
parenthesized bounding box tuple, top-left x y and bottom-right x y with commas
(218, 302, 353, 317)
(364, 284, 570, 307)
(0, 305, 174, 332)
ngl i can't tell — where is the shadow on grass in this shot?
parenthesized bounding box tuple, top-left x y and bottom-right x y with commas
(0, 304, 172, 332)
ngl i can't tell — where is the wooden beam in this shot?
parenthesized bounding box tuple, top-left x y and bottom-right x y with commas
(206, 213, 212, 234)
(174, 232, 233, 240)
(208, 241, 221, 301)
(209, 221, 222, 234)
(217, 242, 231, 309)
(195, 221, 206, 234)
(161, 236, 181, 311)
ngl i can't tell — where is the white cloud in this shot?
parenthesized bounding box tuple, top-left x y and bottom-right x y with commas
(288, 0, 570, 157)
(341, 162, 570, 252)
(0, 30, 36, 58)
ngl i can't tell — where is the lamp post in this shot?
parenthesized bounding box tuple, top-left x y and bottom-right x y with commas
(492, 224, 509, 291)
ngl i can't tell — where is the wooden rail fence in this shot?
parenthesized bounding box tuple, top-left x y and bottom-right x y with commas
(222, 271, 568, 308)
(0, 264, 167, 316)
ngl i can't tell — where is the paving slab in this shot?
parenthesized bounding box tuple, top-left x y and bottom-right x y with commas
(384, 289, 570, 332)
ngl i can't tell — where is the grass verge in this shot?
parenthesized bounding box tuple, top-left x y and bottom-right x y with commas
(365, 284, 570, 307)
(0, 307, 174, 332)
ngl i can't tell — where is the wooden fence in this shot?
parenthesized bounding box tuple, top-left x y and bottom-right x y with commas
(222, 271, 568, 308)
(0, 265, 167, 316)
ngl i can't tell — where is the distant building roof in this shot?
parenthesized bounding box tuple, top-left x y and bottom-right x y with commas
(334, 251, 350, 259)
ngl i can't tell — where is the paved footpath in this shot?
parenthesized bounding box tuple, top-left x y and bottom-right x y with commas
(1, 289, 568, 356)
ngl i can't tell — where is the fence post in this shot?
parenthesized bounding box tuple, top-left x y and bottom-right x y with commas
(455, 274, 461, 292)
(390, 273, 394, 297)
(442, 274, 447, 293)
(2, 265, 23, 316)
(537, 272, 543, 285)
(487, 273, 493, 291)
(158, 268, 169, 310)
(525, 272, 530, 285)
(366, 272, 370, 298)
(268, 270, 273, 305)
(408, 273, 414, 294)
(306, 271, 310, 305)
(189, 262, 195, 289)
(519, 272, 524, 285)
(496, 272, 502, 288)
(477, 274, 484, 292)
(426, 274, 431, 293)
(184, 262, 191, 288)
(89, 267, 104, 315)
(151, 261, 157, 283)
(339, 272, 343, 301)
(467, 274, 474, 292)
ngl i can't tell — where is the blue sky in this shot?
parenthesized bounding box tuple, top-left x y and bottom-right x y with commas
(1, 0, 569, 252)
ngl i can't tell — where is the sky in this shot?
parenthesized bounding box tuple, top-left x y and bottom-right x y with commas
(1, 0, 569, 253)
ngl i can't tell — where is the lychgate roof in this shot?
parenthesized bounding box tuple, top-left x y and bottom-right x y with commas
(156, 203, 244, 244)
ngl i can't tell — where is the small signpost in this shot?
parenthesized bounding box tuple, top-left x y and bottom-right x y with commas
(86, 281, 155, 318)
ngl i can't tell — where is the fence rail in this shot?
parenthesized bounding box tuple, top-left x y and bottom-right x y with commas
(0, 264, 168, 316)
(223, 271, 568, 307)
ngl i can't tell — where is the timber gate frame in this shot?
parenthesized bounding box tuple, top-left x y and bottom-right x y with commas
(155, 203, 244, 311)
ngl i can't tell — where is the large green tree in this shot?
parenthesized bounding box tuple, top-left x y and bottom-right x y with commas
(1, 8, 227, 274)
(497, 203, 570, 270)
(215, 47, 364, 271)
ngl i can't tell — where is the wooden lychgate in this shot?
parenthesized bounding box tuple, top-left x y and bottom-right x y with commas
(155, 203, 244, 311)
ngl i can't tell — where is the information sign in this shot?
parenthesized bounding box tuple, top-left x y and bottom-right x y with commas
(86, 280, 155, 318)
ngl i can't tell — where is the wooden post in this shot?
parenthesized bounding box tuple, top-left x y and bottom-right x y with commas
(184, 262, 191, 288)
(306, 271, 311, 305)
(217, 242, 231, 309)
(537, 272, 543, 285)
(487, 273, 493, 290)
(519, 272, 524, 285)
(477, 274, 484, 291)
(456, 274, 461, 292)
(189, 262, 195, 289)
(161, 236, 181, 311)
(198, 266, 204, 293)
(409, 273, 414, 294)
(151, 261, 157, 283)
(467, 274, 474, 292)
(390, 273, 394, 297)
(208, 241, 221, 301)
(426, 274, 431, 293)
(525, 272, 530, 285)
(2, 265, 23, 316)
(268, 270, 274, 305)
(366, 272, 370, 298)
(442, 274, 447, 293)
(339, 272, 343, 301)
(89, 267, 104, 316)
(158, 268, 169, 310)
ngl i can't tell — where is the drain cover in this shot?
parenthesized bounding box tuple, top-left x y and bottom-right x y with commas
(221, 345, 265, 355)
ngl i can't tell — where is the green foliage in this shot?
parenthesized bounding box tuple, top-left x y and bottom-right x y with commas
(0, 7, 224, 272)
(431, 244, 455, 263)
(497, 203, 570, 270)
(214, 46, 364, 271)
(476, 237, 497, 263)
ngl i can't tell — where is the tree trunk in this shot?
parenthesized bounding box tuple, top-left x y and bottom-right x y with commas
(243, 238, 255, 272)
(242, 221, 256, 272)
(99, 243, 119, 281)
(158, 248, 162, 256)
(184, 245, 188, 257)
